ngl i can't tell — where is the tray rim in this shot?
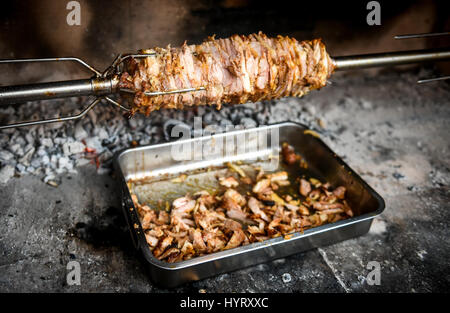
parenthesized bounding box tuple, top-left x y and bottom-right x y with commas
(113, 121, 385, 271)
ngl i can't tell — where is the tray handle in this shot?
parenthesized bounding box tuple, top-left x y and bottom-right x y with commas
(121, 183, 141, 250)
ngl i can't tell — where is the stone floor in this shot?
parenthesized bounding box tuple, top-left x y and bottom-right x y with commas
(0, 68, 449, 292)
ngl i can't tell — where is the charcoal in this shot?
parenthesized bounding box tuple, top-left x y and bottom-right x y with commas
(0, 165, 15, 184)
(0, 90, 325, 181)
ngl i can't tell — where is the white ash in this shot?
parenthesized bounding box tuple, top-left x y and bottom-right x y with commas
(0, 164, 15, 184)
(0, 95, 323, 184)
(0, 150, 14, 161)
(282, 273, 292, 283)
(62, 142, 85, 156)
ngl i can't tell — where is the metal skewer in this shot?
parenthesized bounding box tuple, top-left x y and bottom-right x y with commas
(1, 46, 450, 130)
(394, 31, 450, 40)
(417, 76, 450, 84)
(393, 31, 450, 84)
(332, 47, 450, 70)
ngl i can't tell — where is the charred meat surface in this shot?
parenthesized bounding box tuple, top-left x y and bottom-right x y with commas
(119, 32, 334, 115)
(130, 147, 353, 263)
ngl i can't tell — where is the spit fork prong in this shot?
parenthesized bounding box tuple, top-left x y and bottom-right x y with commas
(104, 96, 131, 112)
(0, 56, 133, 129)
(104, 52, 157, 77)
(0, 97, 102, 130)
(0, 51, 206, 129)
(417, 75, 450, 84)
(0, 56, 103, 77)
(120, 86, 206, 97)
(394, 31, 450, 40)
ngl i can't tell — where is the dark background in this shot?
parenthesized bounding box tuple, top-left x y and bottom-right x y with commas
(0, 0, 449, 84)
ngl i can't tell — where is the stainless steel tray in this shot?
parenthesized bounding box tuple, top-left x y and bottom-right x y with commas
(114, 122, 385, 288)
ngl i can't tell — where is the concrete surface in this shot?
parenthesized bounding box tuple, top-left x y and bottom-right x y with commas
(0, 68, 449, 292)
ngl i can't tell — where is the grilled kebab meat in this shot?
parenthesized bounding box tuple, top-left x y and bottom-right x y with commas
(131, 147, 353, 263)
(119, 32, 334, 115)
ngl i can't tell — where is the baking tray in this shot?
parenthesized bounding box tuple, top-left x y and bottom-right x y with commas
(114, 121, 385, 287)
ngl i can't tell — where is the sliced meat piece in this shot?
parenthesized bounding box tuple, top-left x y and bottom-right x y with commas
(147, 226, 165, 238)
(189, 228, 207, 252)
(281, 143, 298, 165)
(167, 251, 184, 263)
(137, 204, 153, 217)
(312, 202, 344, 211)
(343, 200, 354, 217)
(141, 211, 157, 229)
(165, 230, 188, 238)
(153, 236, 174, 258)
(223, 188, 246, 206)
(172, 196, 196, 213)
(273, 205, 285, 220)
(223, 218, 243, 231)
(333, 186, 346, 199)
(170, 196, 197, 231)
(240, 176, 253, 185)
(181, 240, 195, 256)
(226, 207, 253, 224)
(252, 179, 271, 193)
(291, 217, 312, 229)
(298, 205, 310, 216)
(203, 230, 226, 252)
(320, 208, 345, 215)
(194, 203, 225, 230)
(248, 197, 270, 222)
(171, 215, 194, 231)
(284, 203, 298, 212)
(266, 171, 288, 182)
(225, 229, 247, 249)
(156, 210, 170, 225)
(268, 218, 281, 233)
(299, 179, 311, 197)
(247, 225, 265, 235)
(157, 247, 180, 260)
(145, 234, 159, 248)
(219, 176, 239, 188)
(221, 197, 241, 212)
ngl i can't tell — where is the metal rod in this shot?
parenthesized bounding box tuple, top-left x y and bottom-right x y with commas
(1, 47, 449, 107)
(333, 47, 450, 71)
(0, 77, 116, 105)
(104, 96, 130, 112)
(144, 86, 205, 96)
(0, 57, 102, 76)
(417, 75, 450, 84)
(395, 32, 450, 40)
(0, 97, 102, 130)
(120, 86, 206, 96)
